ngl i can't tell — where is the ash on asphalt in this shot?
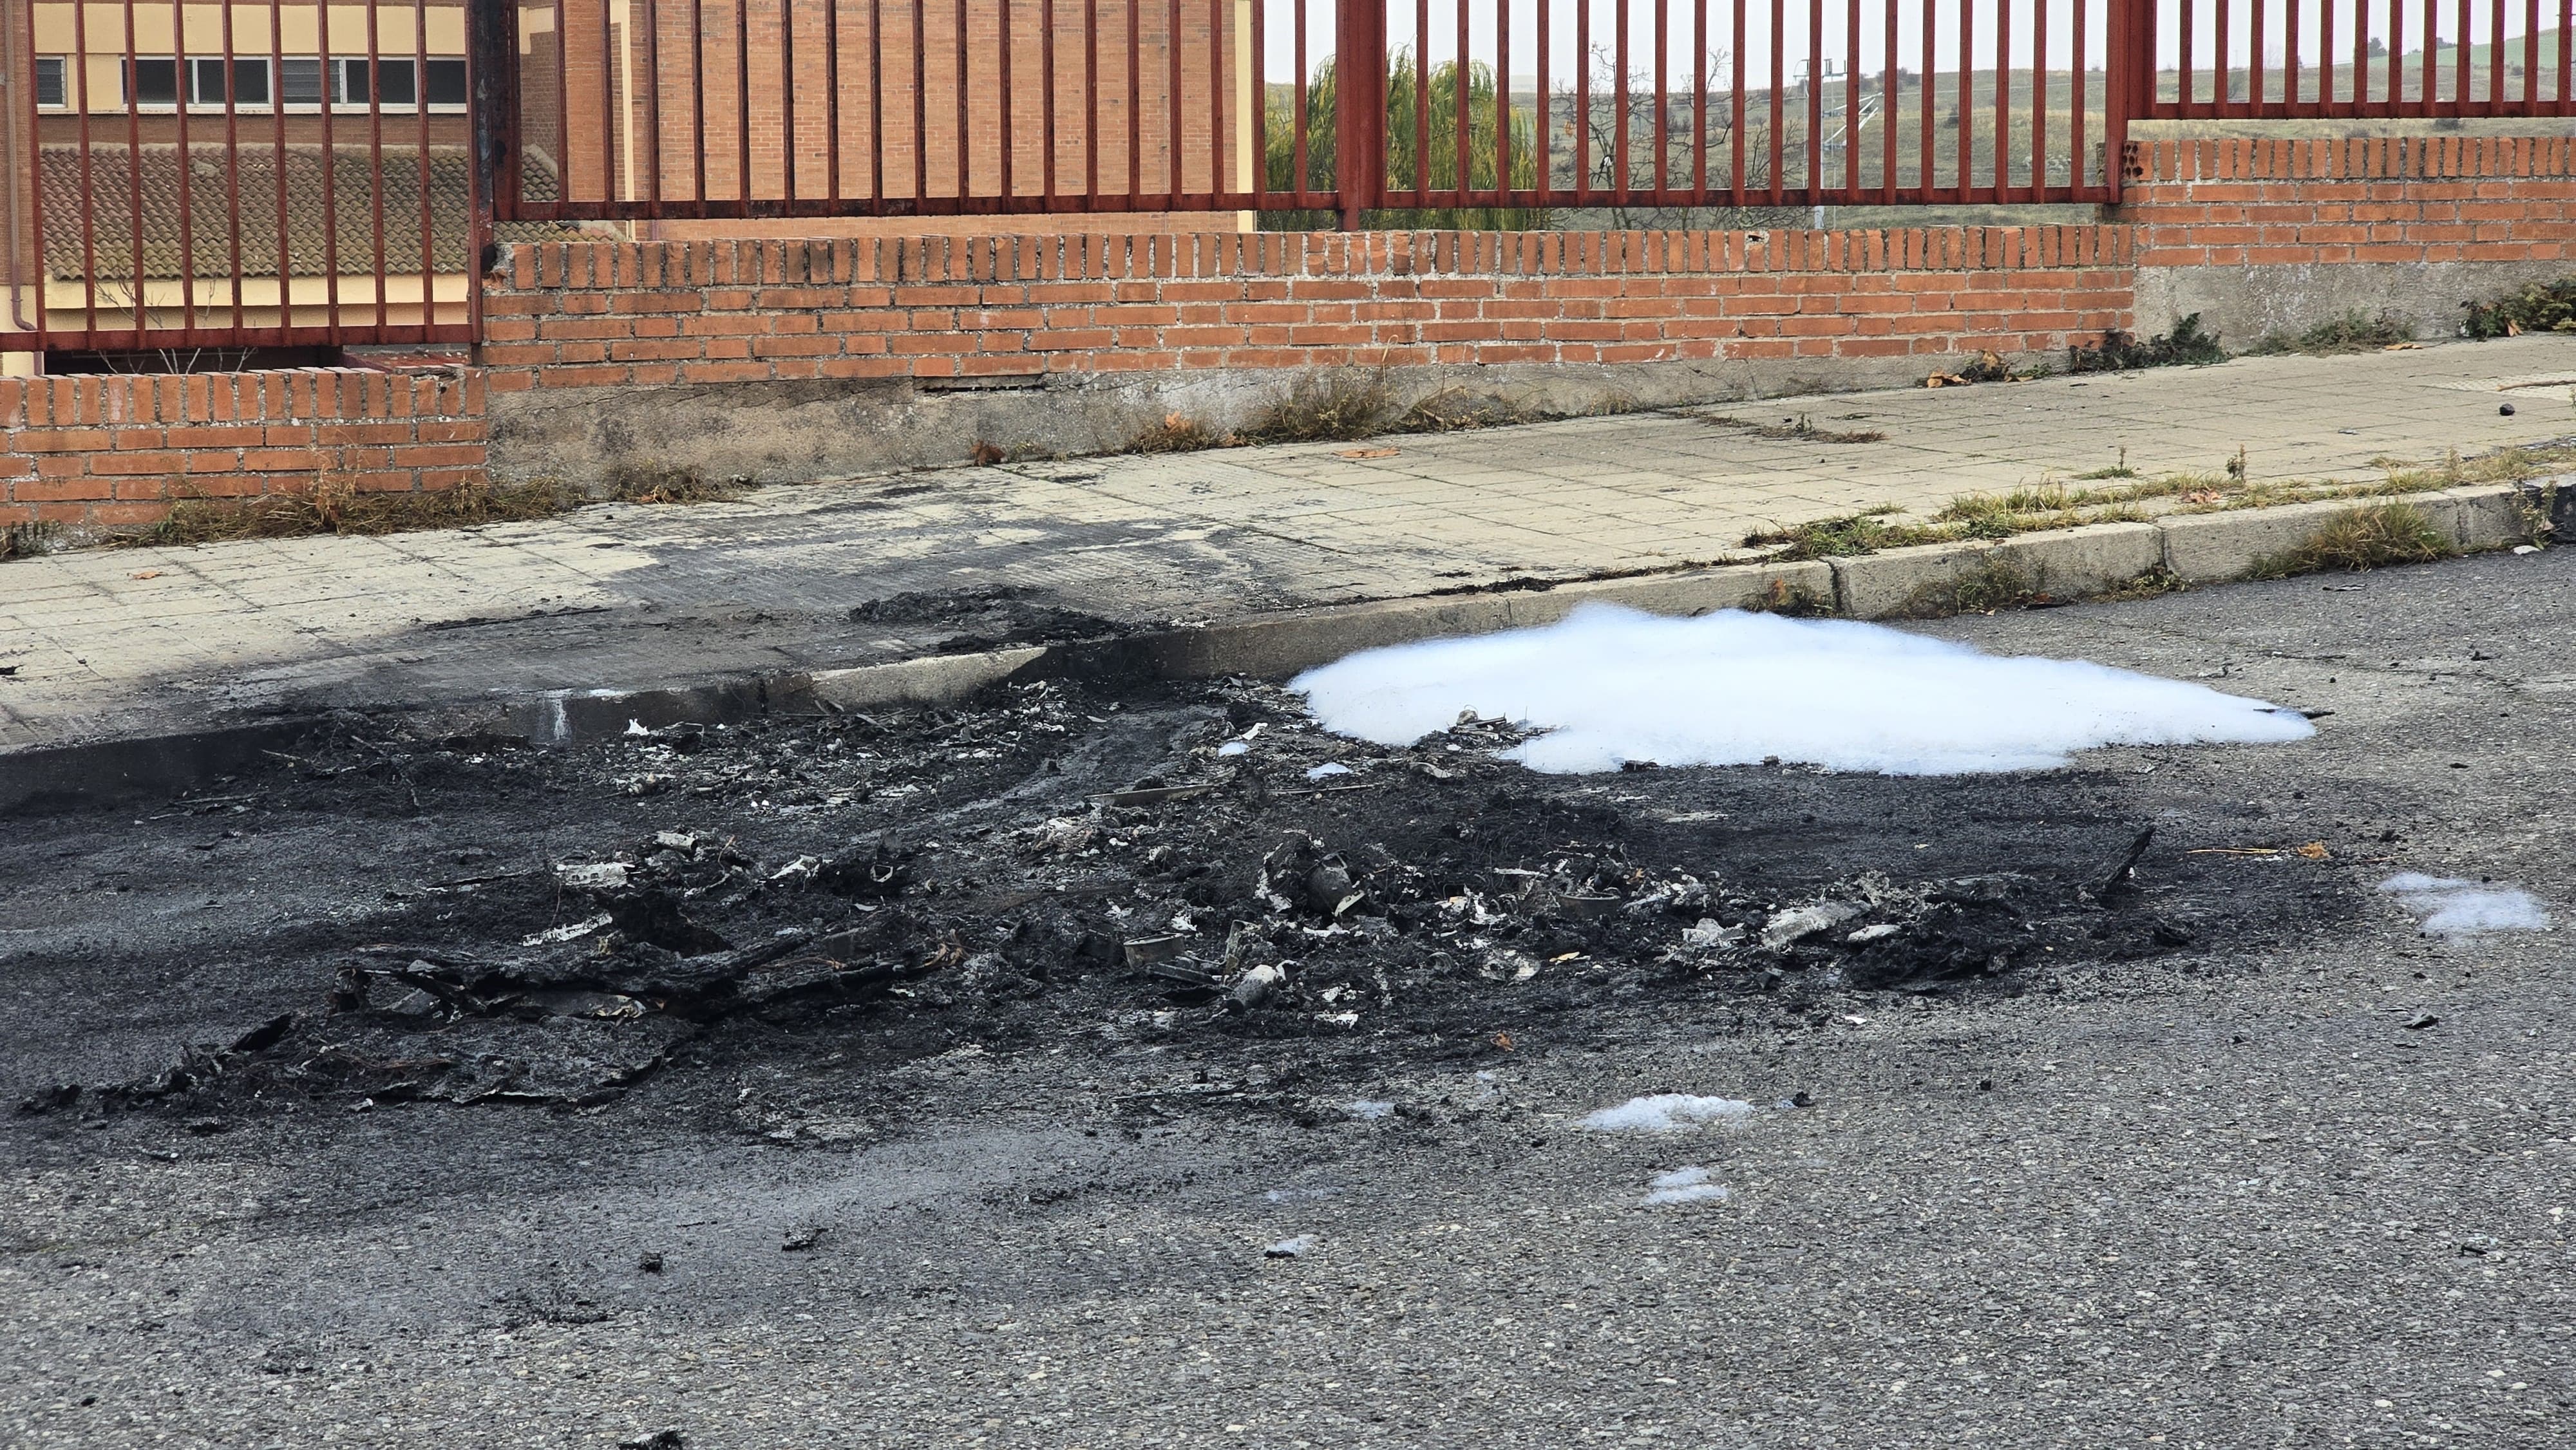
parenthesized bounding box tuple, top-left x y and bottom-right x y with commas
(8, 666, 2357, 1135)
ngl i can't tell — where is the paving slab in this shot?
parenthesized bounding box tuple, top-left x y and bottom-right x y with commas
(3, 337, 2573, 757)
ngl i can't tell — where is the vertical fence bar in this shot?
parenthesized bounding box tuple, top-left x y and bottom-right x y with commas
(2177, 0, 2192, 108)
(71, 0, 95, 342)
(1691, 0, 1709, 196)
(122, 0, 144, 343)
(1842, 0, 1858, 198)
(1126, 0, 1139, 203)
(473, 0, 524, 324)
(1413, 0, 1427, 202)
(320, 1, 341, 341)
(604, 0, 621, 199)
(1654, 0, 1669, 198)
(220, 0, 244, 334)
(2380, 0, 2395, 108)
(2420, 0, 2435, 106)
(415, 0, 433, 331)
(1804, 0, 1819, 200)
(1164, 0, 1179, 198)
(828, 0, 843, 203)
(1730, 0, 1745, 201)
(649, 0, 666, 209)
(1994, 0, 2009, 196)
(1614, 0, 1629, 194)
(1496, 0, 1511, 204)
(1334, 0, 1384, 222)
(696, 0, 712, 201)
(1953, 0, 1968, 199)
(1290, 0, 1306, 202)
(2489, 0, 2505, 110)
(2524, 0, 2540, 106)
(2251, 0, 2267, 107)
(1766, 0, 1782, 200)
(1880, 0, 1895, 200)
(1041, 0, 1056, 203)
(999, 0, 1014, 200)
(176, 0, 196, 336)
(2215, 0, 2230, 107)
(369, 0, 386, 326)
(1915, 0, 1929, 195)
(1575, 0, 1589, 202)
(1085, 0, 1099, 203)
(785, 0, 800, 200)
(272, 0, 291, 330)
(553, 0, 570, 193)
(2030, 0, 2045, 193)
(1208, 0, 1221, 200)
(1537, 0, 1553, 203)
(478, 0, 527, 243)
(1468, 0, 1484, 202)
(2455, 0, 2468, 106)
(15, 0, 46, 339)
(2070, 0, 2086, 191)
(2545, 0, 2566, 111)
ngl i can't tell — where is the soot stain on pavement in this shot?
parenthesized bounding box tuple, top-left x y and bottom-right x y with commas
(8, 674, 2366, 1141)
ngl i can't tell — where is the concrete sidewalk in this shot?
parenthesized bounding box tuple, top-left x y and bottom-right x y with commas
(5, 337, 2573, 762)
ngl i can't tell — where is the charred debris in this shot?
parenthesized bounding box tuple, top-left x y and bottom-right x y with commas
(24, 678, 2221, 1120)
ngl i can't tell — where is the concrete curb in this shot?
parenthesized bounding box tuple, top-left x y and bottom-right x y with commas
(3, 481, 2561, 812)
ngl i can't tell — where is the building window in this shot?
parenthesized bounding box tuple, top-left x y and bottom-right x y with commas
(327, 57, 369, 103)
(128, 57, 177, 106)
(279, 57, 323, 107)
(326, 57, 468, 110)
(118, 54, 462, 111)
(34, 56, 66, 109)
(424, 59, 467, 106)
(189, 57, 270, 107)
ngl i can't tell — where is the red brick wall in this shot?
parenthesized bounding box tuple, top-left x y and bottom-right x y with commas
(474, 224, 2137, 391)
(2119, 136, 2576, 268)
(0, 370, 487, 529)
(15, 137, 2576, 529)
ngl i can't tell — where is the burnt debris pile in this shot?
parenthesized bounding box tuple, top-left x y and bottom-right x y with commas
(20, 678, 2236, 1120)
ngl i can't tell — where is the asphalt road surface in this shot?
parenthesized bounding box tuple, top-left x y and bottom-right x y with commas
(3, 548, 2570, 1449)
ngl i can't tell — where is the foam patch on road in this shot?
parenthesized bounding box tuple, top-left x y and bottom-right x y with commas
(1641, 1167, 1732, 1206)
(2378, 873, 2553, 937)
(1580, 1094, 1755, 1133)
(1290, 603, 2316, 775)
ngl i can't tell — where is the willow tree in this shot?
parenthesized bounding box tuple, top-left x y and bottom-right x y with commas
(1262, 52, 1548, 231)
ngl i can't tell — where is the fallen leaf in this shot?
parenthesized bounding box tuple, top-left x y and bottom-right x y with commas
(1338, 447, 1401, 460)
(129, 569, 162, 580)
(1492, 1032, 1515, 1051)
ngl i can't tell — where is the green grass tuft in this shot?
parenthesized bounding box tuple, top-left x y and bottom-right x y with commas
(2250, 502, 2458, 579)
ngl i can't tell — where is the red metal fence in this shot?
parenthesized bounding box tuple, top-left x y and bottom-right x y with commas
(1, 0, 482, 353)
(2140, 0, 2576, 117)
(6, 0, 2576, 354)
(482, 0, 2132, 221)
